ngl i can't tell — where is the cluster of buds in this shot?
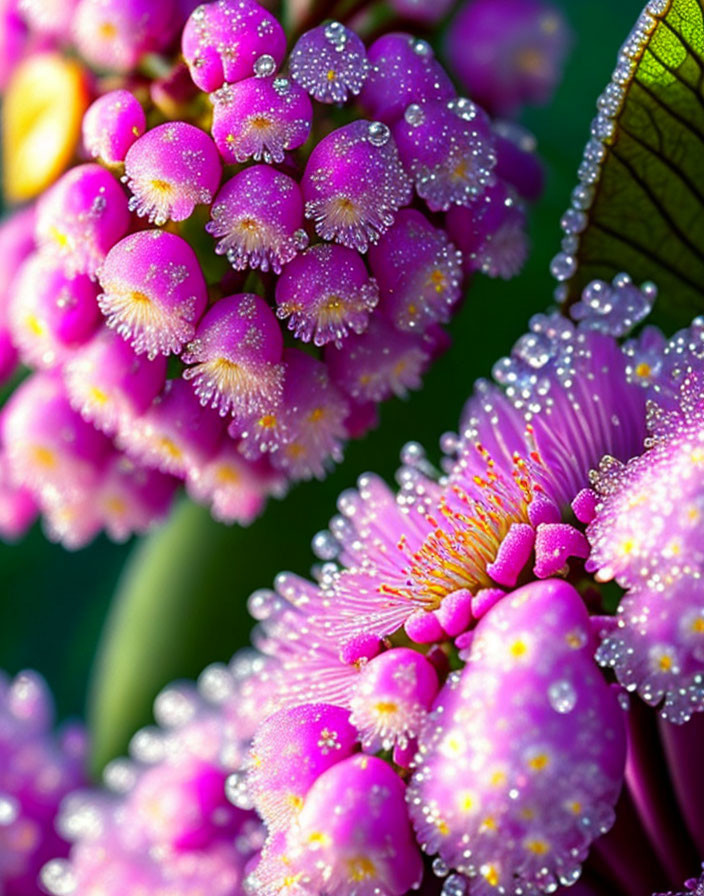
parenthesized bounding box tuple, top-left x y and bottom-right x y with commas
(0, 669, 87, 896)
(41, 658, 270, 896)
(0, 0, 549, 548)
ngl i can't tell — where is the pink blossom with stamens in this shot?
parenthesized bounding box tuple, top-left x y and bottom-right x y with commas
(124, 121, 221, 225)
(97, 229, 208, 358)
(206, 165, 308, 274)
(36, 164, 130, 279)
(182, 292, 284, 418)
(62, 329, 167, 437)
(275, 244, 378, 347)
(301, 120, 412, 253)
(210, 75, 312, 165)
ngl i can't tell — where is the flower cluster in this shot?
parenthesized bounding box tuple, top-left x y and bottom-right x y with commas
(0, 0, 545, 548)
(42, 657, 269, 896)
(0, 669, 87, 896)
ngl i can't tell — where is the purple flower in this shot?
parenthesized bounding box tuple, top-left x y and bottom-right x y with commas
(82, 89, 146, 165)
(36, 163, 130, 278)
(123, 121, 221, 225)
(182, 292, 285, 418)
(393, 98, 496, 212)
(444, 0, 571, 118)
(216, 281, 704, 896)
(41, 665, 266, 896)
(301, 120, 412, 253)
(72, 0, 175, 72)
(210, 76, 312, 165)
(97, 230, 208, 358)
(289, 22, 369, 105)
(181, 0, 286, 92)
(0, 669, 87, 896)
(368, 209, 462, 332)
(206, 166, 308, 274)
(275, 244, 379, 347)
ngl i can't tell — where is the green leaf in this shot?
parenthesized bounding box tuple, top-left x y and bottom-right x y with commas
(555, 0, 704, 329)
(87, 500, 237, 774)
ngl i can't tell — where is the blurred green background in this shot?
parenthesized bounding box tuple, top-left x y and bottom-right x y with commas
(0, 0, 645, 768)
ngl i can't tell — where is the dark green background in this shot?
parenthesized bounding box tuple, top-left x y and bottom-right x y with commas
(0, 0, 645, 764)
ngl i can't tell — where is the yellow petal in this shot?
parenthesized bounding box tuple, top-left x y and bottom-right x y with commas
(3, 53, 89, 203)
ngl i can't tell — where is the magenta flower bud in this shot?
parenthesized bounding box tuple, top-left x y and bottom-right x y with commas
(41, 448, 176, 548)
(36, 164, 130, 279)
(123, 122, 221, 225)
(82, 89, 146, 165)
(206, 165, 308, 274)
(279, 755, 423, 896)
(349, 647, 438, 752)
(182, 0, 286, 92)
(63, 329, 167, 436)
(269, 348, 350, 481)
(446, 181, 528, 279)
(393, 98, 496, 212)
(95, 455, 177, 542)
(182, 292, 284, 418)
(210, 76, 312, 165)
(9, 254, 100, 369)
(0, 670, 87, 895)
(0, 451, 38, 541)
(72, 0, 176, 72)
(360, 33, 455, 124)
(2, 372, 111, 503)
(185, 441, 274, 524)
(408, 579, 627, 894)
(117, 378, 224, 478)
(368, 209, 463, 331)
(97, 230, 208, 358)
(302, 120, 412, 253)
(129, 756, 238, 850)
(587, 371, 704, 590)
(445, 0, 570, 118)
(289, 21, 369, 104)
(326, 315, 429, 402)
(597, 577, 704, 726)
(248, 703, 358, 832)
(275, 244, 378, 347)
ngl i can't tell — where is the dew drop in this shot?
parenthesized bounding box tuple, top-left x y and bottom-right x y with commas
(404, 103, 425, 127)
(40, 860, 77, 896)
(0, 794, 19, 826)
(226, 771, 255, 809)
(550, 252, 576, 281)
(548, 679, 577, 713)
(312, 529, 340, 561)
(367, 121, 390, 146)
(253, 54, 276, 77)
(433, 857, 449, 877)
(442, 874, 468, 896)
